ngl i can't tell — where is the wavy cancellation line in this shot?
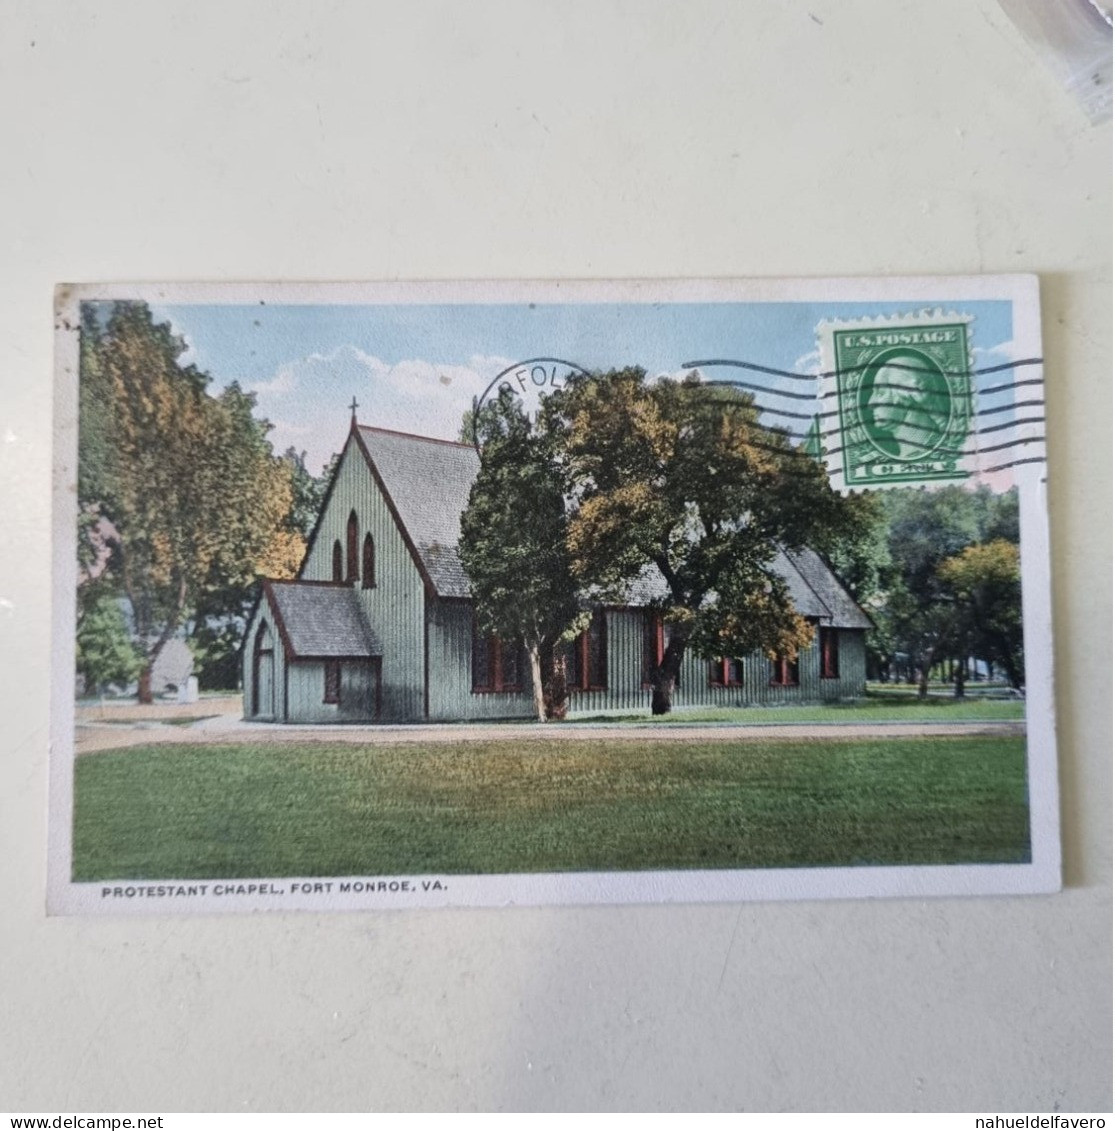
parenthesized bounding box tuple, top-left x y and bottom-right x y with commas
(683, 356, 1045, 383)
(710, 388, 1047, 424)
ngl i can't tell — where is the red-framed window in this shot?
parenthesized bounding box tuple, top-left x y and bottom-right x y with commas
(324, 660, 341, 704)
(770, 654, 799, 687)
(710, 657, 744, 687)
(472, 623, 524, 693)
(571, 609, 607, 692)
(332, 540, 344, 582)
(362, 533, 376, 588)
(819, 626, 839, 679)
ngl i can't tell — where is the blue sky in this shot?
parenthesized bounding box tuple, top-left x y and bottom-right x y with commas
(150, 298, 1017, 477)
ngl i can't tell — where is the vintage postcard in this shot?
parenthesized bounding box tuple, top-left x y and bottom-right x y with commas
(48, 277, 1058, 915)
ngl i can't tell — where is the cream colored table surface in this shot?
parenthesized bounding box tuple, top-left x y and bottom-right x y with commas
(0, 0, 1109, 1113)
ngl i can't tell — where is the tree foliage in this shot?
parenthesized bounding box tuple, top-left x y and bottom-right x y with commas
(79, 302, 301, 700)
(541, 369, 872, 713)
(76, 594, 143, 695)
(869, 486, 1022, 694)
(282, 446, 329, 538)
(459, 392, 583, 720)
(937, 539, 1023, 690)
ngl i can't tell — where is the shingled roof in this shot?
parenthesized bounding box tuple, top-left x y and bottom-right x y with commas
(614, 550, 870, 628)
(358, 427, 479, 598)
(265, 580, 381, 658)
(783, 547, 874, 629)
(353, 425, 871, 628)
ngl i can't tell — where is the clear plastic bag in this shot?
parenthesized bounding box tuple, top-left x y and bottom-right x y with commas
(999, 0, 1113, 123)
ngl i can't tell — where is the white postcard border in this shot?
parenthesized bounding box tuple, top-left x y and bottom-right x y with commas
(48, 275, 1059, 916)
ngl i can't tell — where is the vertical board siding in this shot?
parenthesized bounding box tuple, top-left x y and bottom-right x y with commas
(283, 660, 380, 723)
(426, 605, 868, 721)
(301, 437, 426, 722)
(287, 661, 335, 723)
(566, 616, 868, 716)
(427, 600, 534, 720)
(566, 609, 645, 714)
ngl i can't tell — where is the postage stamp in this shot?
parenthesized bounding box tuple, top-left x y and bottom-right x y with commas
(48, 276, 1057, 915)
(817, 313, 975, 490)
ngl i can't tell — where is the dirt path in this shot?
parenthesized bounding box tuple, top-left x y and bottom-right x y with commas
(74, 712, 1025, 754)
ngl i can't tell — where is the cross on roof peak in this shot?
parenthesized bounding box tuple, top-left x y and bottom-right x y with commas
(349, 396, 359, 423)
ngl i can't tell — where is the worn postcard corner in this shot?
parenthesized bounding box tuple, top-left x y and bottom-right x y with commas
(49, 276, 1059, 915)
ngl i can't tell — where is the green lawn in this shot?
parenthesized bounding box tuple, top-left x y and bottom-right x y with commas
(73, 735, 1030, 880)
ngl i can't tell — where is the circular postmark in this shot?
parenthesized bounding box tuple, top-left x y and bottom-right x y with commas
(857, 347, 953, 462)
(470, 357, 592, 452)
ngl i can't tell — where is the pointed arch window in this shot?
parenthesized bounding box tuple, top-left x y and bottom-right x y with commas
(332, 540, 344, 582)
(346, 511, 359, 582)
(362, 533, 376, 588)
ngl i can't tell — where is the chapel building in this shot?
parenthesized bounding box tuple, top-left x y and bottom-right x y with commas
(242, 420, 872, 723)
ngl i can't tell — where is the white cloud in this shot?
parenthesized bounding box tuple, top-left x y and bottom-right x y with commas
(248, 347, 519, 475)
(971, 340, 1016, 366)
(248, 362, 299, 396)
(794, 348, 821, 374)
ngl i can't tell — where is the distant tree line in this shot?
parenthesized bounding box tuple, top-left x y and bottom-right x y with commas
(855, 485, 1022, 696)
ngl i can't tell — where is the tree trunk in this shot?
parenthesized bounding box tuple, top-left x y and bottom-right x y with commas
(917, 647, 935, 700)
(954, 657, 966, 699)
(541, 640, 569, 720)
(651, 632, 688, 715)
(527, 640, 546, 722)
(995, 637, 1024, 691)
(136, 575, 188, 705)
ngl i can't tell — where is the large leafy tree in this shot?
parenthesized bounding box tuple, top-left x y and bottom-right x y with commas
(79, 302, 299, 701)
(542, 369, 872, 714)
(937, 539, 1023, 691)
(459, 392, 583, 721)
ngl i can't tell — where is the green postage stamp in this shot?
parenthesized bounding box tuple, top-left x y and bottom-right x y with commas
(817, 313, 974, 490)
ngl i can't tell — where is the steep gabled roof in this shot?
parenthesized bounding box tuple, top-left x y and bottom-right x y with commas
(347, 423, 871, 628)
(265, 580, 381, 658)
(356, 426, 479, 598)
(771, 548, 831, 620)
